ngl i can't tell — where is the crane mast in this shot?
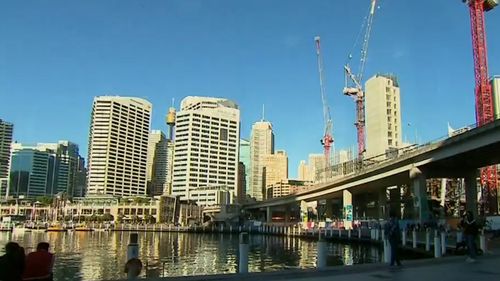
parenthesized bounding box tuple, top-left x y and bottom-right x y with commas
(464, 0, 498, 214)
(314, 36, 334, 167)
(344, 0, 378, 159)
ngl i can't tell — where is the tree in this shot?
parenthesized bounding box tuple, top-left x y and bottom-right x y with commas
(102, 213, 114, 222)
(35, 196, 53, 206)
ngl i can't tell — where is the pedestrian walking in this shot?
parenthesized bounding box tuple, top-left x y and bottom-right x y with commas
(22, 242, 55, 281)
(0, 242, 26, 281)
(385, 211, 402, 267)
(461, 211, 479, 262)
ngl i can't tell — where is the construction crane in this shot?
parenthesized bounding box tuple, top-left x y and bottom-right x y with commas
(343, 0, 378, 159)
(463, 0, 498, 214)
(314, 36, 334, 167)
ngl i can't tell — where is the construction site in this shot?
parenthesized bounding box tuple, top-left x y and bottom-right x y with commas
(311, 0, 500, 216)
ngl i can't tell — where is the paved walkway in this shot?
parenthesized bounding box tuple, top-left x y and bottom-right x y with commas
(134, 254, 500, 281)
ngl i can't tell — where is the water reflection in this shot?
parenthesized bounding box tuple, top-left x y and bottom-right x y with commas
(0, 232, 382, 280)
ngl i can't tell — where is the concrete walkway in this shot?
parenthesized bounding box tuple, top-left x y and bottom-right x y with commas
(128, 253, 500, 281)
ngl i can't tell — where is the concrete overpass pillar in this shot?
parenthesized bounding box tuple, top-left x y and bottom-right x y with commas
(464, 170, 479, 218)
(389, 187, 402, 219)
(325, 199, 334, 220)
(343, 190, 353, 229)
(410, 167, 430, 222)
(378, 188, 387, 219)
(284, 205, 291, 223)
(266, 206, 272, 223)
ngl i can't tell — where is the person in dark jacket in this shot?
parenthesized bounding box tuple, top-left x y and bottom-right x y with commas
(461, 211, 479, 262)
(385, 211, 402, 266)
(0, 242, 25, 281)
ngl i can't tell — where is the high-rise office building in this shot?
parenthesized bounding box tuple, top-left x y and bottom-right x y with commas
(74, 156, 87, 197)
(87, 96, 152, 196)
(36, 141, 82, 196)
(8, 141, 85, 198)
(308, 154, 326, 182)
(237, 162, 246, 203)
(172, 96, 240, 206)
(147, 130, 169, 196)
(249, 121, 274, 201)
(297, 160, 309, 181)
(239, 139, 251, 195)
(491, 76, 500, 120)
(9, 147, 52, 198)
(0, 119, 13, 196)
(263, 150, 288, 199)
(365, 74, 403, 158)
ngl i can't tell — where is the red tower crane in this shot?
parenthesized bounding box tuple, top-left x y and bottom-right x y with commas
(314, 36, 334, 167)
(464, 0, 498, 214)
(344, 0, 378, 159)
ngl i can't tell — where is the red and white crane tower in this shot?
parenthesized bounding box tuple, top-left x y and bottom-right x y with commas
(344, 0, 378, 159)
(314, 36, 334, 167)
(463, 0, 498, 214)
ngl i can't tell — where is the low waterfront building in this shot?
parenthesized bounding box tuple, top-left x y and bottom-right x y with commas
(0, 195, 203, 225)
(266, 179, 315, 199)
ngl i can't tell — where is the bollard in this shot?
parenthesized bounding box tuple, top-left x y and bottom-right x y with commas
(402, 230, 407, 246)
(239, 226, 242, 233)
(383, 239, 390, 264)
(381, 228, 385, 241)
(358, 228, 362, 239)
(317, 233, 327, 269)
(348, 229, 352, 239)
(425, 229, 431, 251)
(338, 228, 342, 238)
(239, 232, 249, 273)
(434, 231, 442, 258)
(376, 228, 380, 240)
(480, 229, 486, 253)
(127, 233, 139, 260)
(221, 225, 224, 233)
(230, 225, 233, 233)
(441, 231, 446, 255)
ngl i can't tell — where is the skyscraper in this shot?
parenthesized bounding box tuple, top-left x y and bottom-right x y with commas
(87, 96, 152, 196)
(239, 139, 251, 195)
(0, 119, 13, 196)
(8, 141, 85, 198)
(249, 121, 274, 201)
(172, 96, 240, 206)
(263, 150, 288, 199)
(147, 130, 168, 196)
(365, 74, 403, 158)
(9, 147, 52, 198)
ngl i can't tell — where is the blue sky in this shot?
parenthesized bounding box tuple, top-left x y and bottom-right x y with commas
(1, 0, 499, 178)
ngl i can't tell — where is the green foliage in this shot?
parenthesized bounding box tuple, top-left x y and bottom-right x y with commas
(35, 196, 53, 206)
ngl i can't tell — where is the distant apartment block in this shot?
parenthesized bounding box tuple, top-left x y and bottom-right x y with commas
(308, 154, 326, 182)
(266, 179, 314, 199)
(297, 160, 309, 181)
(0, 119, 13, 197)
(87, 96, 152, 196)
(171, 96, 240, 206)
(249, 121, 274, 201)
(263, 150, 288, 199)
(365, 74, 403, 158)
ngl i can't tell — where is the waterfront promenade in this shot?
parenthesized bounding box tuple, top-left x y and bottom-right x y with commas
(128, 253, 500, 281)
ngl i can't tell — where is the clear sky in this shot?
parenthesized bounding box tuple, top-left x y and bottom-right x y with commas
(1, 0, 499, 178)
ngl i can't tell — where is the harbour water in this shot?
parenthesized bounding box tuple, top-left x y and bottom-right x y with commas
(0, 231, 382, 281)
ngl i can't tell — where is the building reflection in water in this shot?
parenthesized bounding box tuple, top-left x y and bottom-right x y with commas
(0, 232, 382, 280)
